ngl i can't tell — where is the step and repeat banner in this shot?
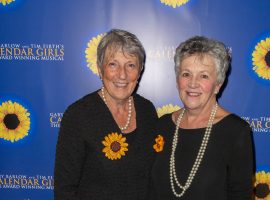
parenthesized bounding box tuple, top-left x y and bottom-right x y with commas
(1, 0, 270, 199)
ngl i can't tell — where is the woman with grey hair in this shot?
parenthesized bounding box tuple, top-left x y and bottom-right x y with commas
(151, 36, 254, 199)
(54, 29, 157, 200)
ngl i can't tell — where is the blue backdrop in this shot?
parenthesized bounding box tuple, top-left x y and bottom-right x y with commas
(1, 0, 270, 199)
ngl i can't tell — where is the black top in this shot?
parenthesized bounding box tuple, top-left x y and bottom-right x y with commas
(151, 113, 254, 200)
(54, 91, 158, 200)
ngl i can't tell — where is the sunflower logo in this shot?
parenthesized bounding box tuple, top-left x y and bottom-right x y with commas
(0, 0, 15, 6)
(252, 37, 270, 80)
(85, 33, 105, 75)
(102, 132, 128, 160)
(0, 100, 30, 143)
(153, 134, 164, 152)
(156, 104, 180, 118)
(254, 171, 270, 200)
(160, 0, 189, 8)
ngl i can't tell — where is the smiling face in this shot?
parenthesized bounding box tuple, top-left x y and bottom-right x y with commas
(98, 49, 140, 103)
(177, 54, 222, 112)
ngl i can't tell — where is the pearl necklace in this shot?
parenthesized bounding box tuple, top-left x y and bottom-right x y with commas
(170, 103, 218, 198)
(101, 86, 132, 132)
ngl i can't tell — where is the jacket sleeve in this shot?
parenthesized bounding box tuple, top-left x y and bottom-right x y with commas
(147, 101, 158, 200)
(54, 106, 86, 200)
(227, 123, 254, 200)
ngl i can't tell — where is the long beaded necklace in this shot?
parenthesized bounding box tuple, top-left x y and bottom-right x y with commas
(101, 86, 132, 132)
(169, 102, 218, 198)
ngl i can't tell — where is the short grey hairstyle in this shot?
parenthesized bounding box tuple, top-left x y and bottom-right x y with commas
(97, 29, 146, 71)
(174, 36, 231, 84)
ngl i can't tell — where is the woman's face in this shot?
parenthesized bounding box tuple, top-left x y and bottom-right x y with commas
(177, 54, 221, 111)
(98, 49, 140, 102)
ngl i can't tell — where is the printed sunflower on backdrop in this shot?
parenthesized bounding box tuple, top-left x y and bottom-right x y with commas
(252, 37, 270, 80)
(85, 33, 105, 75)
(156, 104, 180, 118)
(160, 0, 189, 8)
(254, 171, 270, 200)
(0, 0, 15, 6)
(0, 100, 31, 142)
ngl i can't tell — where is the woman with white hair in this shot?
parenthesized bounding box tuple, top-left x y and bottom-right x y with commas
(151, 36, 254, 200)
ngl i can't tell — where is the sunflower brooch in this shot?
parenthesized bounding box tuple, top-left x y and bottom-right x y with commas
(153, 134, 164, 152)
(254, 171, 270, 200)
(0, 100, 30, 142)
(102, 132, 128, 160)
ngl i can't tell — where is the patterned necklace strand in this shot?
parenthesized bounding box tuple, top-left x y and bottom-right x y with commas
(169, 102, 218, 198)
(101, 86, 132, 132)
